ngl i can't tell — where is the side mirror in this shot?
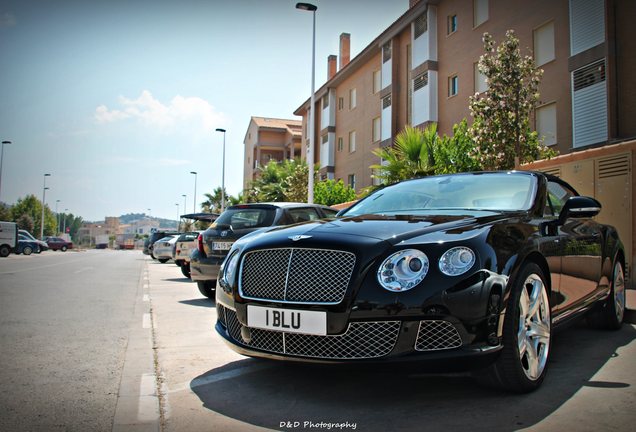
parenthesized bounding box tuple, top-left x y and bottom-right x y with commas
(559, 196, 601, 223)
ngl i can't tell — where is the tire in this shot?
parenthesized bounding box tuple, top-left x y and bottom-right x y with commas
(197, 280, 216, 299)
(587, 260, 625, 330)
(0, 245, 10, 257)
(181, 263, 191, 279)
(158, 258, 169, 263)
(479, 263, 551, 393)
(23, 246, 33, 256)
(61, 245, 67, 252)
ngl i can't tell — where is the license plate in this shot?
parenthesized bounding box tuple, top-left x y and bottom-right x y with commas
(247, 305, 327, 335)
(212, 241, 233, 250)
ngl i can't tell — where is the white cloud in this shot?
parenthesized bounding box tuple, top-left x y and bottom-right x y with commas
(94, 90, 227, 132)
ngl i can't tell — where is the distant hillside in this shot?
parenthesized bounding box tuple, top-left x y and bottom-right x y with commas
(119, 213, 177, 229)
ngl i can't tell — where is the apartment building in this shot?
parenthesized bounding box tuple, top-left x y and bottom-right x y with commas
(243, 116, 303, 190)
(293, 0, 636, 193)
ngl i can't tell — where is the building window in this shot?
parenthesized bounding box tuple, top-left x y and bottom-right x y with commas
(534, 21, 555, 66)
(414, 13, 427, 39)
(337, 137, 343, 152)
(448, 75, 459, 97)
(348, 174, 356, 190)
(474, 63, 487, 93)
(349, 130, 356, 153)
(338, 97, 344, 110)
(536, 102, 557, 146)
(349, 88, 357, 109)
(373, 70, 381, 94)
(372, 117, 381, 142)
(473, 0, 488, 27)
(321, 134, 328, 145)
(414, 72, 428, 92)
(322, 94, 329, 109)
(382, 94, 392, 109)
(382, 42, 392, 63)
(448, 14, 457, 35)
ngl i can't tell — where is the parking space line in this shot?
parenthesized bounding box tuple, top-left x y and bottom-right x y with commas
(142, 313, 151, 329)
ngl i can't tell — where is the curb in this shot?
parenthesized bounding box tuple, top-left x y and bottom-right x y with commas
(626, 289, 636, 325)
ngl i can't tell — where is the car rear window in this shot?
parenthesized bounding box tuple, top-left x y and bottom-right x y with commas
(215, 208, 277, 229)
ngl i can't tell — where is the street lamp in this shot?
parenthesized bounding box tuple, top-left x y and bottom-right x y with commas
(175, 203, 180, 231)
(62, 208, 68, 235)
(55, 199, 61, 234)
(40, 173, 51, 239)
(0, 140, 11, 202)
(215, 128, 227, 212)
(182, 194, 187, 215)
(190, 171, 197, 213)
(296, 2, 317, 203)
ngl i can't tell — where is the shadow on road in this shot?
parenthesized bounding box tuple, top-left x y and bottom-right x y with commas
(190, 322, 635, 431)
(179, 298, 215, 308)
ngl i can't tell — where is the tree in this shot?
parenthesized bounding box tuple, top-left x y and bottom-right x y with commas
(0, 202, 11, 221)
(433, 119, 481, 174)
(246, 158, 315, 203)
(10, 194, 56, 237)
(469, 30, 556, 170)
(200, 187, 227, 213)
(371, 124, 442, 184)
(314, 179, 357, 206)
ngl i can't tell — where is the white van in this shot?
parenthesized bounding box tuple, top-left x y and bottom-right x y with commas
(0, 221, 18, 257)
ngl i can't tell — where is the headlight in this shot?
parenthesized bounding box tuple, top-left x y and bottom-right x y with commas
(439, 247, 475, 276)
(223, 250, 241, 286)
(377, 249, 429, 292)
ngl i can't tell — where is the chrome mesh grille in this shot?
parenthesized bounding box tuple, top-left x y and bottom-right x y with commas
(239, 248, 356, 304)
(415, 320, 462, 351)
(218, 305, 399, 360)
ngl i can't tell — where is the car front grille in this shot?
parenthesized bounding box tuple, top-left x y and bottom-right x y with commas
(239, 248, 356, 304)
(414, 320, 463, 351)
(218, 304, 399, 360)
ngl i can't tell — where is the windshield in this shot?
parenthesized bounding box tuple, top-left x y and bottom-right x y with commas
(214, 207, 277, 230)
(345, 173, 537, 216)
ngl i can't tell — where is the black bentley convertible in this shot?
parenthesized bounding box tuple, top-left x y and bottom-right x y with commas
(215, 171, 625, 392)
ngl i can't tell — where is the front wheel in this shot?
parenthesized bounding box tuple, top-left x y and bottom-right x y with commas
(158, 258, 169, 263)
(197, 281, 216, 299)
(479, 263, 551, 393)
(23, 246, 33, 255)
(61, 245, 67, 252)
(1, 245, 10, 257)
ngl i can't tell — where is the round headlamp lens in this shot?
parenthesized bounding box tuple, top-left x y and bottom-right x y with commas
(377, 249, 429, 292)
(439, 247, 476, 276)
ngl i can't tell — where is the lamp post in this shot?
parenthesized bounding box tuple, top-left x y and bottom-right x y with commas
(40, 173, 51, 239)
(62, 208, 68, 235)
(175, 203, 180, 231)
(296, 2, 317, 204)
(0, 140, 11, 202)
(55, 199, 61, 234)
(190, 171, 197, 213)
(182, 194, 187, 215)
(215, 128, 227, 212)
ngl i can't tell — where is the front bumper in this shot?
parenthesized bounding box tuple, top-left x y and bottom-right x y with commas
(214, 302, 502, 369)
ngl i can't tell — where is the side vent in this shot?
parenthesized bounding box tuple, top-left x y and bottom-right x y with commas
(598, 154, 630, 179)
(542, 167, 562, 177)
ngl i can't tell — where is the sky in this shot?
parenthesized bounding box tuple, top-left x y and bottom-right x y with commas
(0, 0, 408, 222)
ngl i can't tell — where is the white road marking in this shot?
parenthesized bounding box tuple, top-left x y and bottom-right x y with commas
(137, 373, 159, 422)
(142, 313, 151, 329)
(143, 294, 150, 302)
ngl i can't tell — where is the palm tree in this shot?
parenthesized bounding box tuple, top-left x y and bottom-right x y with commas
(371, 124, 438, 185)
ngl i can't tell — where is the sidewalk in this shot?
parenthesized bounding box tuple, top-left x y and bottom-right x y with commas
(626, 289, 636, 324)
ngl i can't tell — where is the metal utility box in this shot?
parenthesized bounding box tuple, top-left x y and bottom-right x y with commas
(525, 140, 635, 288)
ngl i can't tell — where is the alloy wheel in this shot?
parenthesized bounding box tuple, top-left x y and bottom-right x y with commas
(613, 262, 626, 323)
(517, 274, 551, 381)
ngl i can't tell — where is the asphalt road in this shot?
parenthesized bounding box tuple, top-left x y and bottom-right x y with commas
(0, 249, 146, 432)
(2, 250, 636, 432)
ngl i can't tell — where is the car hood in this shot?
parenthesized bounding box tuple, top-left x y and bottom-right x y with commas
(242, 211, 519, 248)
